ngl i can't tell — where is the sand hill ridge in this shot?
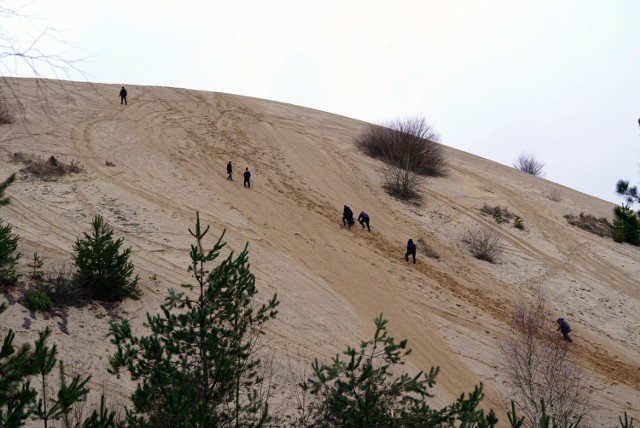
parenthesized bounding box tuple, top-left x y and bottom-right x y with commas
(0, 78, 638, 425)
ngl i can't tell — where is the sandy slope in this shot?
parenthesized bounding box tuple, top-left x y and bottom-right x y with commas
(1, 79, 638, 425)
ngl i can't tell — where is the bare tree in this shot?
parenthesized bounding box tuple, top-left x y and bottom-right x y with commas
(1, 2, 85, 114)
(355, 116, 446, 177)
(498, 290, 590, 427)
(513, 153, 545, 177)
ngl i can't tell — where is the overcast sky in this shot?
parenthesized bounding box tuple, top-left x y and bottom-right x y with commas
(4, 0, 640, 204)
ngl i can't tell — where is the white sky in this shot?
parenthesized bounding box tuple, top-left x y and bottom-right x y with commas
(3, 0, 640, 204)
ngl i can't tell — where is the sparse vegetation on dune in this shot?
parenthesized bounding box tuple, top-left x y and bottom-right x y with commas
(564, 212, 612, 238)
(480, 203, 515, 224)
(12, 152, 84, 179)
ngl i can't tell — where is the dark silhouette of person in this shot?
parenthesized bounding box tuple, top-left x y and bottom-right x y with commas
(243, 167, 251, 188)
(405, 239, 416, 263)
(557, 318, 572, 342)
(119, 86, 128, 105)
(637, 117, 640, 128)
(227, 161, 233, 181)
(358, 211, 370, 231)
(342, 205, 354, 229)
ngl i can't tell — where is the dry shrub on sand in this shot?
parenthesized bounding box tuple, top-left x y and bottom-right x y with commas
(564, 212, 612, 237)
(12, 152, 84, 179)
(355, 116, 446, 177)
(462, 225, 502, 263)
(543, 188, 563, 202)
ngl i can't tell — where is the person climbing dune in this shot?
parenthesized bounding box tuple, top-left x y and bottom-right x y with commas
(358, 211, 371, 231)
(342, 205, 354, 229)
(405, 239, 416, 263)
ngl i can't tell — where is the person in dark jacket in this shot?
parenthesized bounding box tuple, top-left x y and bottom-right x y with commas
(342, 205, 354, 229)
(243, 167, 251, 188)
(405, 239, 416, 263)
(358, 211, 370, 231)
(119, 86, 128, 105)
(227, 161, 233, 180)
(557, 318, 572, 342)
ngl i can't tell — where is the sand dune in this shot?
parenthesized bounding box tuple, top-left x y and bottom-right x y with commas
(1, 78, 638, 425)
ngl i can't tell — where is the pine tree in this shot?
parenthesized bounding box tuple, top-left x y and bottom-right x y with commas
(0, 303, 37, 426)
(0, 174, 16, 207)
(0, 218, 20, 285)
(616, 180, 640, 205)
(612, 204, 640, 245)
(301, 314, 498, 427)
(72, 215, 140, 301)
(0, 174, 20, 285)
(29, 332, 91, 428)
(109, 212, 279, 426)
(0, 316, 91, 427)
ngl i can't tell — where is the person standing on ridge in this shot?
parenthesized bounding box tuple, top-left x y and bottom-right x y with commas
(342, 205, 354, 229)
(405, 239, 416, 263)
(119, 86, 128, 105)
(358, 211, 371, 231)
(243, 167, 251, 188)
(557, 318, 572, 342)
(227, 161, 233, 181)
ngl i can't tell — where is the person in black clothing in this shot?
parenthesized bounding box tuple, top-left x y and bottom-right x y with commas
(342, 205, 354, 229)
(405, 239, 416, 263)
(557, 318, 572, 342)
(358, 211, 370, 231)
(243, 167, 251, 188)
(119, 86, 128, 105)
(227, 161, 233, 180)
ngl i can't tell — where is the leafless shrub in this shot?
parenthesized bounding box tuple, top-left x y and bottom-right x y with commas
(253, 350, 280, 423)
(513, 153, 545, 177)
(68, 377, 127, 426)
(356, 116, 446, 177)
(383, 164, 424, 201)
(283, 358, 314, 427)
(12, 152, 84, 179)
(105, 160, 115, 167)
(462, 225, 502, 263)
(564, 212, 612, 237)
(0, 98, 14, 124)
(44, 262, 80, 300)
(498, 289, 590, 426)
(417, 237, 440, 259)
(544, 188, 563, 202)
